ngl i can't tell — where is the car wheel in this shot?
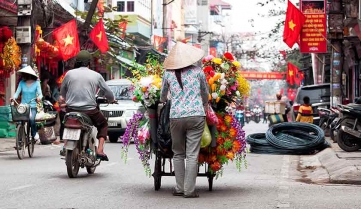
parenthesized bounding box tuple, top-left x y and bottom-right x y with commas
(108, 133, 119, 143)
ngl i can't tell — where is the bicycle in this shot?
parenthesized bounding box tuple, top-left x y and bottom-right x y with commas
(10, 98, 37, 160)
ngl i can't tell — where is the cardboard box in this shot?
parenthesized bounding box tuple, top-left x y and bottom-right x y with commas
(265, 101, 286, 114)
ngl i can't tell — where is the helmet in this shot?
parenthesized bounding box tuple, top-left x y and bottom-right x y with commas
(76, 50, 92, 63)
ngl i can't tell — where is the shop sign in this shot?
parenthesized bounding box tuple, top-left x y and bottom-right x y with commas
(184, 0, 197, 25)
(299, 0, 327, 53)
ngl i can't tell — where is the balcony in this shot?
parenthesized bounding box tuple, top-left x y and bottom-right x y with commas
(115, 14, 151, 40)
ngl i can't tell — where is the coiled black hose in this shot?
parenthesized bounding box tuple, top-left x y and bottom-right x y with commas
(247, 122, 329, 155)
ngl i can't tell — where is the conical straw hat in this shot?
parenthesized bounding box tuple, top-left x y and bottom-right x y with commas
(163, 42, 205, 70)
(17, 66, 38, 78)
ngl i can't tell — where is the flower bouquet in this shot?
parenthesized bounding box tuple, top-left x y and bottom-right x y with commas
(128, 54, 164, 108)
(202, 52, 250, 112)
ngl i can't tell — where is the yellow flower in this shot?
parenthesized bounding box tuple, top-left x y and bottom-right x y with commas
(212, 58, 222, 65)
(232, 61, 241, 69)
(236, 75, 251, 97)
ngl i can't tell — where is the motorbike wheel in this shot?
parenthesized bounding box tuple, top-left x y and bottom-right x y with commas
(86, 166, 96, 174)
(66, 147, 80, 178)
(330, 128, 337, 143)
(320, 122, 330, 137)
(337, 119, 361, 152)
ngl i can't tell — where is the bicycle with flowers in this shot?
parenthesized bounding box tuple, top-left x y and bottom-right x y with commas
(121, 52, 250, 191)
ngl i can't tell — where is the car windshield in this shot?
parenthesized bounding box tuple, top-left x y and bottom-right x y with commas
(109, 85, 131, 100)
(296, 86, 331, 104)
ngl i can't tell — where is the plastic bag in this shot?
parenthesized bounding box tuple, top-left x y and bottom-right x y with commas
(157, 100, 173, 157)
(206, 104, 218, 125)
(201, 123, 211, 148)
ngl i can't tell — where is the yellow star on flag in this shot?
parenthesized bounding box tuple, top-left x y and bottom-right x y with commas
(63, 34, 74, 47)
(96, 32, 102, 41)
(289, 70, 294, 76)
(288, 20, 296, 31)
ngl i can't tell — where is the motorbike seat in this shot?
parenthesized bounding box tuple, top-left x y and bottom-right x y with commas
(65, 112, 93, 126)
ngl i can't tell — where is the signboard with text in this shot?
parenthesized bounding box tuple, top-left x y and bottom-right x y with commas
(184, 0, 197, 25)
(299, 0, 327, 53)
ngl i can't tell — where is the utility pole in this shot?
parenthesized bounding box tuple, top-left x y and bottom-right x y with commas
(6, 0, 33, 105)
(162, 0, 167, 38)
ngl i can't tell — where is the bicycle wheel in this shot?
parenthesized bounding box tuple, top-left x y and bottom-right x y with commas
(16, 124, 26, 160)
(27, 123, 34, 158)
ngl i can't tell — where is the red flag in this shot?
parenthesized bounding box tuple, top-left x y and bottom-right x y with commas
(153, 35, 167, 52)
(286, 62, 298, 85)
(209, 47, 217, 57)
(53, 19, 80, 61)
(89, 19, 109, 53)
(181, 37, 191, 43)
(283, 0, 306, 48)
(119, 21, 128, 39)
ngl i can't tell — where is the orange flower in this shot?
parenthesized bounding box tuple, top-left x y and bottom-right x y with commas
(216, 137, 224, 145)
(229, 128, 237, 138)
(209, 154, 217, 163)
(220, 124, 227, 132)
(198, 154, 205, 164)
(210, 161, 222, 172)
(226, 151, 234, 160)
(224, 115, 233, 124)
(216, 146, 225, 155)
(232, 140, 241, 153)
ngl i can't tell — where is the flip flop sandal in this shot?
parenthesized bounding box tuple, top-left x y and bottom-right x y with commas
(183, 193, 199, 198)
(96, 154, 109, 161)
(172, 188, 184, 196)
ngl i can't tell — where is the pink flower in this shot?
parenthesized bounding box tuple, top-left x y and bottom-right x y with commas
(205, 55, 214, 61)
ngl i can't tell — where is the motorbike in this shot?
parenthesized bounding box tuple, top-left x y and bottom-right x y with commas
(318, 107, 340, 141)
(62, 98, 111, 178)
(245, 110, 251, 123)
(235, 107, 245, 127)
(335, 104, 361, 152)
(254, 111, 261, 123)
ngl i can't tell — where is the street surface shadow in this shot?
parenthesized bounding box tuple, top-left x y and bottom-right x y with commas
(47, 172, 107, 180)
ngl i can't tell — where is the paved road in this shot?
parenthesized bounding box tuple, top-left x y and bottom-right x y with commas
(1, 121, 361, 209)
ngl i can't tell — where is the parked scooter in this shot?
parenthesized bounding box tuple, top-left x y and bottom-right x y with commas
(336, 104, 361, 152)
(318, 107, 340, 141)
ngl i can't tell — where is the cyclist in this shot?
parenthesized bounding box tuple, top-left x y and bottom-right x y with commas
(60, 50, 115, 161)
(11, 66, 43, 142)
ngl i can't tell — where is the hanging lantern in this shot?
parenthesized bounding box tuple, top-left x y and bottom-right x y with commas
(36, 37, 45, 48)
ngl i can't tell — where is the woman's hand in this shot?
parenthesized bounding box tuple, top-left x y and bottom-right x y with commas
(36, 97, 41, 103)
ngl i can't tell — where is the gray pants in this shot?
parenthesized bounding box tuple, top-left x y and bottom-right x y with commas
(170, 116, 205, 195)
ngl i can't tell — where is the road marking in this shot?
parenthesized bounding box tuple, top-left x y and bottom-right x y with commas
(9, 184, 33, 191)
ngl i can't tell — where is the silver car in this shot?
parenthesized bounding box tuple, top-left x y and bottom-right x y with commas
(99, 79, 144, 143)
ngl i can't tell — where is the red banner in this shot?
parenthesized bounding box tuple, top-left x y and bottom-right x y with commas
(299, 0, 327, 53)
(240, 71, 285, 80)
(209, 47, 217, 57)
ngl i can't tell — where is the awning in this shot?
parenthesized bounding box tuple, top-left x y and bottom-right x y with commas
(116, 55, 144, 68)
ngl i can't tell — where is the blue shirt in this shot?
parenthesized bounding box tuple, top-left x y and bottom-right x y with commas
(14, 80, 43, 108)
(160, 66, 209, 119)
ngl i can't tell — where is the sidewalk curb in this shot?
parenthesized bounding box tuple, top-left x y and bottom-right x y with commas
(317, 148, 361, 185)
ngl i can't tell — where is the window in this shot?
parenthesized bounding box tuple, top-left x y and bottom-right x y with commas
(117, 1, 125, 12)
(127, 1, 135, 12)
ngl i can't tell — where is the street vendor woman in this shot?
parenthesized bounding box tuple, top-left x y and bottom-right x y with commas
(11, 66, 43, 142)
(160, 42, 209, 198)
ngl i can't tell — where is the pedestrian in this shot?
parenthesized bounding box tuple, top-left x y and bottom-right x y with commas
(296, 96, 313, 123)
(160, 42, 209, 198)
(276, 93, 289, 122)
(11, 66, 43, 142)
(263, 107, 267, 123)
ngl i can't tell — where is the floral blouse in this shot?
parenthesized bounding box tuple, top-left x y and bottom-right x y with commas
(160, 66, 209, 119)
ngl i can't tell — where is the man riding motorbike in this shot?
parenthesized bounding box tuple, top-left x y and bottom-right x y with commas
(60, 50, 115, 161)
